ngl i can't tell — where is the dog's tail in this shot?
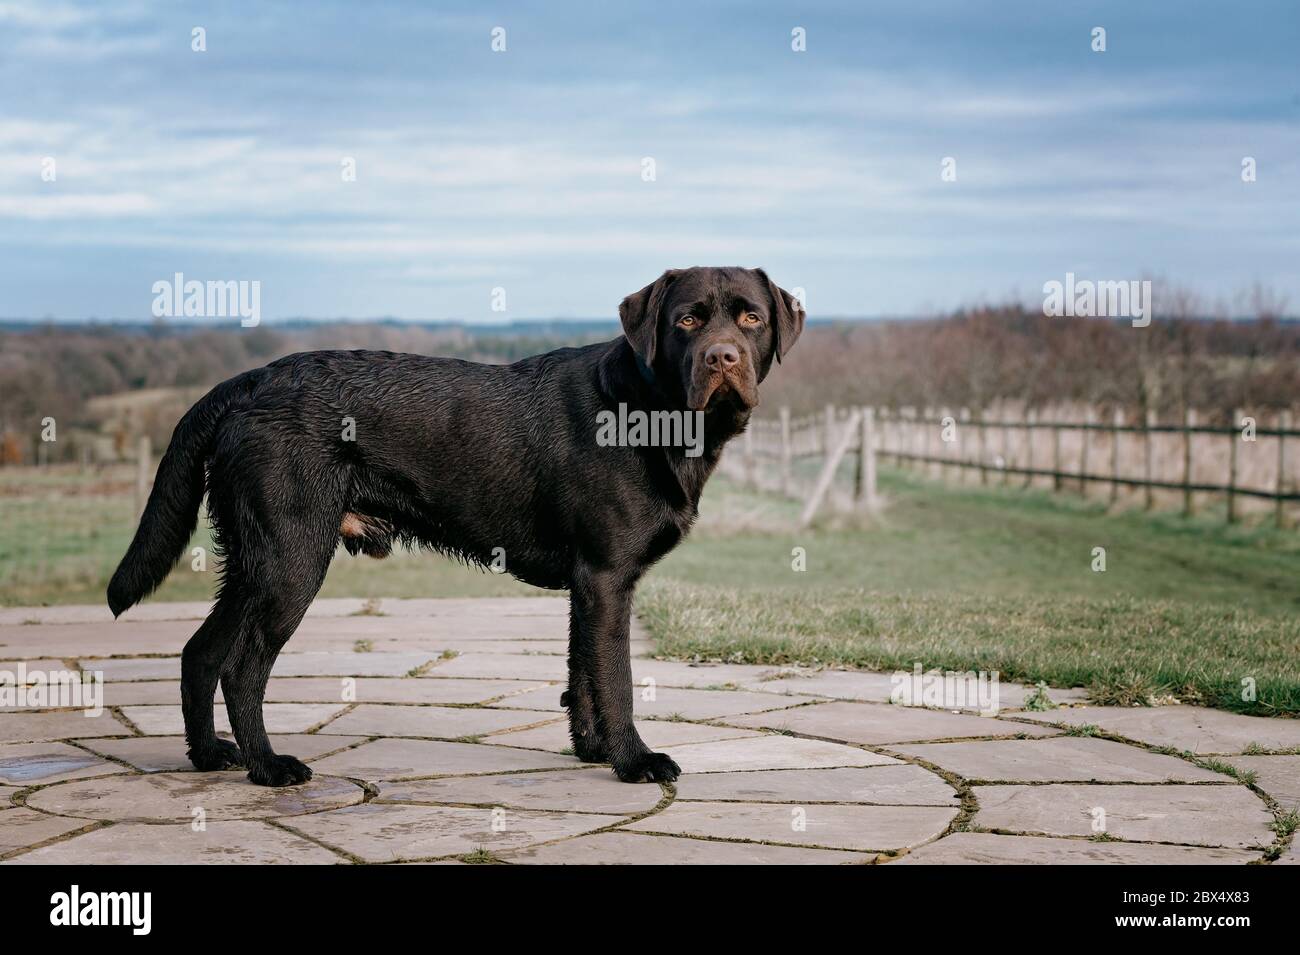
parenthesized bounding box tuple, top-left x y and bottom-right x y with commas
(107, 376, 245, 617)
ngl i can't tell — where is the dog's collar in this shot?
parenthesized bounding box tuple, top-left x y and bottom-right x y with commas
(635, 353, 656, 385)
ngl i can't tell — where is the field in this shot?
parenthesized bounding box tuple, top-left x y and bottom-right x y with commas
(2, 465, 1297, 715)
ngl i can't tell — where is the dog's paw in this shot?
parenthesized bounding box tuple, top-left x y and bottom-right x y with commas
(247, 754, 314, 787)
(188, 738, 244, 771)
(613, 751, 681, 783)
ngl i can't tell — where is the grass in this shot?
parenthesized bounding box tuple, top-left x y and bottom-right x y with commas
(636, 470, 1300, 716)
(3, 463, 1298, 716)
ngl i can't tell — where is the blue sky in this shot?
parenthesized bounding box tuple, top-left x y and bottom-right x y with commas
(1, 0, 1297, 321)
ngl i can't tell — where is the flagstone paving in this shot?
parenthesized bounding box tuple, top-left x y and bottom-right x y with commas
(0, 597, 1294, 864)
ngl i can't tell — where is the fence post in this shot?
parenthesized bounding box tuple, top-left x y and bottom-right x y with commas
(937, 408, 949, 484)
(824, 404, 835, 459)
(801, 408, 862, 528)
(1000, 411, 1010, 486)
(779, 406, 792, 496)
(1227, 408, 1241, 524)
(857, 407, 877, 511)
(977, 408, 988, 485)
(1143, 410, 1156, 511)
(1110, 409, 1123, 504)
(1024, 409, 1036, 489)
(134, 434, 152, 518)
(922, 407, 933, 479)
(1277, 410, 1291, 529)
(1079, 407, 1092, 497)
(1052, 410, 1062, 493)
(1183, 408, 1196, 517)
(959, 408, 971, 484)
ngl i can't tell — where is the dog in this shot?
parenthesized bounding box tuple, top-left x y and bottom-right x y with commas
(108, 266, 804, 786)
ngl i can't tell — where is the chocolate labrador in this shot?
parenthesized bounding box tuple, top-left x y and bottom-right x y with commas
(108, 266, 804, 785)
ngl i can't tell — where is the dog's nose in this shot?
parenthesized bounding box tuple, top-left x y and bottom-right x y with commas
(704, 343, 740, 371)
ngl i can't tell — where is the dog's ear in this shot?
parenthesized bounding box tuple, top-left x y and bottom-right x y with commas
(619, 270, 679, 366)
(755, 269, 805, 363)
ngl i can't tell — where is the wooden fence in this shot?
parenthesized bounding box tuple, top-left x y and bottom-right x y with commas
(722, 405, 1300, 529)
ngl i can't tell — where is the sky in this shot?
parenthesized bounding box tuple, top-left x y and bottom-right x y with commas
(1, 0, 1297, 322)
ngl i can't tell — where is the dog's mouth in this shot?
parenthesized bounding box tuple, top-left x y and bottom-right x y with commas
(687, 367, 759, 412)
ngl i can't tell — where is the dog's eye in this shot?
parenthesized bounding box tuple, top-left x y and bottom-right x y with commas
(741, 312, 763, 325)
(677, 315, 698, 328)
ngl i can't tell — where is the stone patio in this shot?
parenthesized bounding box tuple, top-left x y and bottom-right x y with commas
(0, 597, 1295, 864)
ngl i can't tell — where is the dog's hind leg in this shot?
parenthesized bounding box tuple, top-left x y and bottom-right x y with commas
(182, 596, 246, 770)
(220, 529, 335, 786)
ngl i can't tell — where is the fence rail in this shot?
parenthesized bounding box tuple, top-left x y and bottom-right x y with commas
(723, 405, 1299, 528)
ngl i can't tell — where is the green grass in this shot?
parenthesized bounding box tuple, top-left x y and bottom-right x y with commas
(636, 470, 1300, 716)
(4, 465, 1298, 716)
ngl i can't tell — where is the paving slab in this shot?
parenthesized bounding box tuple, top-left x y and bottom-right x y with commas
(283, 803, 620, 862)
(318, 704, 557, 739)
(1017, 705, 1300, 755)
(307, 737, 578, 780)
(894, 737, 1226, 783)
(0, 741, 127, 785)
(270, 652, 440, 678)
(486, 719, 761, 753)
(422, 653, 566, 681)
(3, 601, 1289, 866)
(0, 709, 131, 742)
(741, 669, 1089, 710)
(120, 703, 346, 736)
(413, 640, 568, 656)
(75, 734, 369, 773)
(624, 801, 956, 852)
(0, 628, 187, 658)
(376, 768, 661, 814)
(268, 676, 551, 705)
(974, 783, 1274, 848)
(673, 765, 959, 806)
(0, 659, 75, 695)
(80, 658, 181, 681)
(0, 601, 212, 627)
(0, 807, 97, 856)
(375, 597, 568, 618)
(665, 734, 899, 773)
(722, 700, 1057, 745)
(890, 832, 1258, 865)
(741, 669, 900, 703)
(631, 687, 820, 720)
(100, 681, 195, 706)
(25, 771, 365, 822)
(502, 830, 867, 865)
(628, 659, 780, 689)
(1219, 755, 1300, 808)
(484, 684, 565, 712)
(5, 820, 346, 864)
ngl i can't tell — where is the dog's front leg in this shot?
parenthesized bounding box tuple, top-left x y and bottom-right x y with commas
(571, 564, 681, 783)
(563, 596, 605, 762)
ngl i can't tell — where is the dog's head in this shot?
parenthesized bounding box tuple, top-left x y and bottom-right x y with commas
(619, 267, 804, 412)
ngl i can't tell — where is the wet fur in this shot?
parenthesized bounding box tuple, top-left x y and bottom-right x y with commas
(107, 267, 803, 786)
